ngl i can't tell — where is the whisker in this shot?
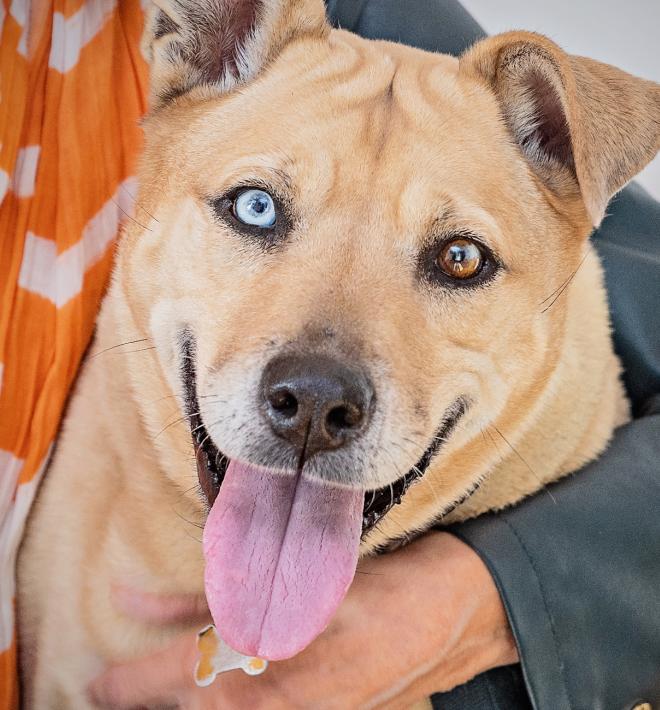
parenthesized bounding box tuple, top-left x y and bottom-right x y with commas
(191, 422, 206, 435)
(489, 424, 556, 504)
(482, 426, 504, 462)
(112, 197, 152, 232)
(198, 434, 214, 453)
(180, 483, 203, 497)
(118, 184, 160, 223)
(153, 411, 200, 440)
(146, 393, 183, 406)
(173, 509, 204, 531)
(540, 246, 592, 313)
(119, 346, 157, 355)
(90, 338, 150, 358)
(540, 272, 575, 306)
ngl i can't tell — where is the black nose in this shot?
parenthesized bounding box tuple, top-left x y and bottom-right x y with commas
(261, 354, 373, 458)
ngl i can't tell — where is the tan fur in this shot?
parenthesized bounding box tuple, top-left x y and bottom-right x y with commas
(18, 3, 659, 706)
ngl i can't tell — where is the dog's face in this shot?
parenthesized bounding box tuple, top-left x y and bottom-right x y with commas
(115, 1, 659, 659)
(136, 36, 570, 494)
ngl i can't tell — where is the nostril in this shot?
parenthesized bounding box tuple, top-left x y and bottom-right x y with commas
(268, 388, 298, 419)
(326, 403, 363, 433)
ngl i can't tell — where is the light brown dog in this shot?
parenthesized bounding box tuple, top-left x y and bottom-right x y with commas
(18, 0, 660, 707)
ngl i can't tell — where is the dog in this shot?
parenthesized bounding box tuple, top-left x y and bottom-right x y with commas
(18, 0, 660, 706)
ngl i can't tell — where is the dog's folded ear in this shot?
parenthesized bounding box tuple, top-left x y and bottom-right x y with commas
(460, 31, 660, 227)
(142, 0, 328, 110)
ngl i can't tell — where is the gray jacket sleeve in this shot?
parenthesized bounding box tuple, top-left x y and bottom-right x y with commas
(451, 408, 660, 710)
(324, 2, 660, 709)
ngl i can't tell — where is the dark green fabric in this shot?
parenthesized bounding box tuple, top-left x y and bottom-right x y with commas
(595, 183, 660, 413)
(432, 665, 532, 710)
(325, 1, 660, 709)
(451, 410, 660, 710)
(326, 0, 484, 55)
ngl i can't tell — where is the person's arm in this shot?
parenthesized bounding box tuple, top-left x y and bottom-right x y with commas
(441, 409, 660, 710)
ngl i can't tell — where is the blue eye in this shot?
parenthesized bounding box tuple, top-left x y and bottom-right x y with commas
(233, 189, 276, 228)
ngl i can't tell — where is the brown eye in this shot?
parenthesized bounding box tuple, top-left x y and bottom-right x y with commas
(436, 238, 484, 279)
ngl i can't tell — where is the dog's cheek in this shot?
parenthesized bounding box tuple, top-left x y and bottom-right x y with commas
(148, 299, 200, 399)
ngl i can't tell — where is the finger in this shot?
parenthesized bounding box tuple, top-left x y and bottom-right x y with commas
(89, 633, 198, 709)
(111, 584, 211, 625)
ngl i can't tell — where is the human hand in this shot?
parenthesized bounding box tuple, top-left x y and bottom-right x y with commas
(90, 532, 518, 709)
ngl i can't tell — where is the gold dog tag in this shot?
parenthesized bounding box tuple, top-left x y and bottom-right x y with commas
(194, 624, 268, 687)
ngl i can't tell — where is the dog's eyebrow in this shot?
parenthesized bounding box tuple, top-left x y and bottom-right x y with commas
(420, 198, 458, 238)
(270, 168, 294, 192)
(229, 168, 293, 193)
(217, 155, 295, 192)
(422, 196, 506, 254)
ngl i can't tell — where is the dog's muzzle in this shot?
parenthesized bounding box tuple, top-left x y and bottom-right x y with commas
(181, 334, 467, 536)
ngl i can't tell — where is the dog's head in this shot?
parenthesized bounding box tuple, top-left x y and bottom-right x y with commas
(117, 0, 659, 659)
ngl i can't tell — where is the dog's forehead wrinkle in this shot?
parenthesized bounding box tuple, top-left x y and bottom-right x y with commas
(332, 73, 466, 174)
(201, 49, 464, 159)
(353, 70, 402, 161)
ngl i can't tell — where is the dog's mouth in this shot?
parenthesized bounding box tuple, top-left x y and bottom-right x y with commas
(190, 404, 465, 535)
(183, 348, 466, 534)
(181, 340, 466, 660)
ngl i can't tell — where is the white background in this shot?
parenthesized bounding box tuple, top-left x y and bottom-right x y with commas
(461, 0, 660, 199)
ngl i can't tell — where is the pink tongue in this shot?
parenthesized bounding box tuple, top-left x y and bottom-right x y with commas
(202, 460, 364, 660)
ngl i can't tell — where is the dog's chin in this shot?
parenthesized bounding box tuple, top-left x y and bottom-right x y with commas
(189, 397, 468, 537)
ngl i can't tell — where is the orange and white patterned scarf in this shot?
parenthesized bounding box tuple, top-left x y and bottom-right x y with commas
(0, 2, 147, 705)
